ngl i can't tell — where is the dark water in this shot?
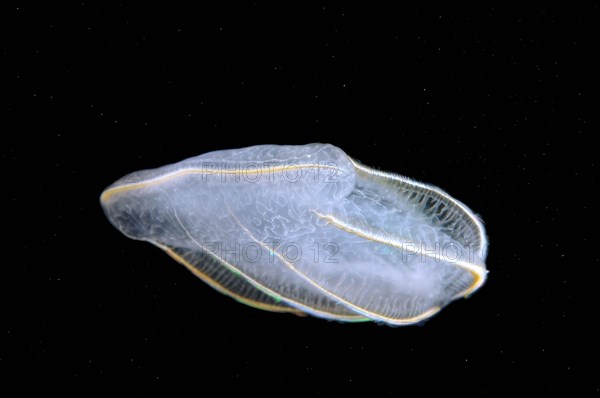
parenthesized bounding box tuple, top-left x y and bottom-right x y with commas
(4, 3, 596, 394)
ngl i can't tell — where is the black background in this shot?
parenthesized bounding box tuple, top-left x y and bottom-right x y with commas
(3, 2, 597, 394)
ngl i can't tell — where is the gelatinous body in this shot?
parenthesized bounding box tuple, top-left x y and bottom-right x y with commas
(100, 144, 488, 325)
